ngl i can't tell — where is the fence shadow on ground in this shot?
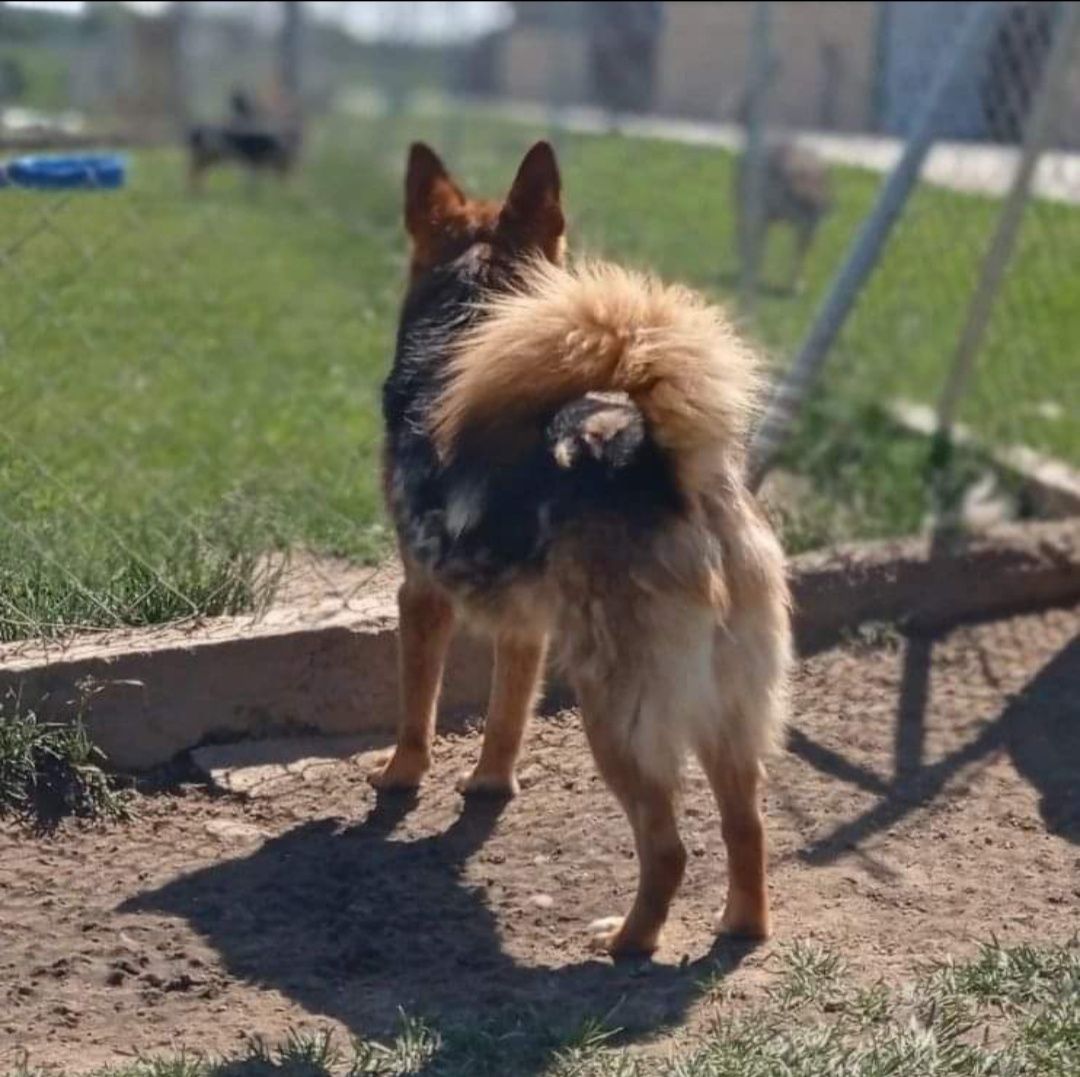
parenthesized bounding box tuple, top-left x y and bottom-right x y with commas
(791, 627, 1080, 864)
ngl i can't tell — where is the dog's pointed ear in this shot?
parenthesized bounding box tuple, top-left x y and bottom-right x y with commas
(499, 141, 565, 261)
(405, 142, 466, 239)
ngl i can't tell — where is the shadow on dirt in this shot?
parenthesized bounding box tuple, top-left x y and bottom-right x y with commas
(122, 792, 756, 1073)
(793, 629, 1080, 864)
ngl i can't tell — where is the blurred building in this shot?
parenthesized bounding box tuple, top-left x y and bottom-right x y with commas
(486, 1, 1080, 146)
(493, 1, 589, 106)
(655, 1, 877, 130)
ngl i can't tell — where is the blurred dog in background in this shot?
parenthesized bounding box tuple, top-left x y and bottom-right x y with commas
(733, 77, 834, 293)
(186, 88, 302, 193)
(735, 140, 833, 293)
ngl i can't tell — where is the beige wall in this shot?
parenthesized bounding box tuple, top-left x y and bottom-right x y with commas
(655, 2, 751, 120)
(496, 3, 879, 131)
(1059, 42, 1080, 147)
(656, 1, 878, 131)
(499, 27, 590, 105)
(494, 2, 1079, 146)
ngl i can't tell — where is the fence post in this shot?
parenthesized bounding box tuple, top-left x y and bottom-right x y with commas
(933, 1, 1080, 455)
(747, 0, 1003, 491)
(738, 2, 774, 311)
(870, 1, 893, 132)
(279, 0, 304, 108)
(547, 2, 581, 142)
(168, 2, 191, 132)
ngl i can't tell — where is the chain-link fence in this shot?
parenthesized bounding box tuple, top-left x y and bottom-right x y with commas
(1, 0, 1077, 648)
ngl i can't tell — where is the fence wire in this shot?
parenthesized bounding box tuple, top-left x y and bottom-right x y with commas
(0, 0, 1077, 647)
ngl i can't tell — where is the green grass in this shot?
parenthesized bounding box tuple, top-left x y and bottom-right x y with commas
(0, 697, 130, 826)
(0, 141, 399, 639)
(2, 111, 1077, 638)
(9, 941, 1078, 1076)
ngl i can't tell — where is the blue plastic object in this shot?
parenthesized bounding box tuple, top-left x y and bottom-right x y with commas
(1, 154, 127, 190)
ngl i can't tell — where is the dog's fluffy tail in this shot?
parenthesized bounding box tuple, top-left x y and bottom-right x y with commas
(432, 258, 762, 497)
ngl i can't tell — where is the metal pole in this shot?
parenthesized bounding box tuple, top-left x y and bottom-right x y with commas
(738, 2, 774, 311)
(870, 0, 893, 133)
(934, 1, 1080, 451)
(280, 0, 303, 108)
(548, 1, 577, 141)
(168, 1, 190, 133)
(440, 1, 462, 161)
(747, 1, 1003, 491)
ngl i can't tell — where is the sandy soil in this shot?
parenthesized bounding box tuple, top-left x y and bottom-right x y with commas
(2, 606, 1078, 1070)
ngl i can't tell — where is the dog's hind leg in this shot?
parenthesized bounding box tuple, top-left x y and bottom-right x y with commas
(789, 218, 816, 294)
(369, 573, 455, 791)
(697, 540, 789, 939)
(187, 158, 205, 195)
(580, 692, 687, 957)
(459, 633, 547, 798)
(274, 157, 294, 187)
(697, 741, 770, 939)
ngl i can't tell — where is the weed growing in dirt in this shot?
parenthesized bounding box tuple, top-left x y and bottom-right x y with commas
(922, 939, 1080, 1010)
(843, 619, 907, 654)
(0, 700, 130, 827)
(9, 941, 1077, 1076)
(349, 1014, 441, 1074)
(769, 939, 848, 1009)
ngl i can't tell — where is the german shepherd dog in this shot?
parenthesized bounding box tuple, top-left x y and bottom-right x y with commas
(373, 140, 791, 957)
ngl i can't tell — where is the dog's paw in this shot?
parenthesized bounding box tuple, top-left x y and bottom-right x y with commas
(367, 748, 428, 792)
(586, 916, 658, 958)
(586, 916, 626, 954)
(455, 768, 519, 799)
(713, 905, 770, 941)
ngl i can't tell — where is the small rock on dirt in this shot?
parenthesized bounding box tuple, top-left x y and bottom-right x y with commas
(203, 819, 266, 844)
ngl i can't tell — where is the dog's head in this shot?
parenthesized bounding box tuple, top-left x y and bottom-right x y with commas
(403, 141, 564, 283)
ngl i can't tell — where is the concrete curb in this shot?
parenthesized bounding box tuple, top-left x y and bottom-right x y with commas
(2, 520, 1077, 770)
(885, 399, 1080, 518)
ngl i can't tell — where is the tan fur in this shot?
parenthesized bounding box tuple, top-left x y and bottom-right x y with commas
(432, 257, 763, 497)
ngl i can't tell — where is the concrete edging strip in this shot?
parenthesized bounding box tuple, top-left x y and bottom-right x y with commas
(1, 520, 1077, 769)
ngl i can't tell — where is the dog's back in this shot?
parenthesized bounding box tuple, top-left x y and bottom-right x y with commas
(186, 117, 301, 189)
(762, 142, 831, 229)
(736, 140, 831, 229)
(188, 125, 298, 166)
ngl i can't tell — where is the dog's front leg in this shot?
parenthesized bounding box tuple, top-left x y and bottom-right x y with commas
(369, 574, 455, 791)
(458, 632, 547, 798)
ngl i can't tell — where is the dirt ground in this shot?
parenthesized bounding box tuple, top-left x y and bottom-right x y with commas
(2, 606, 1078, 1071)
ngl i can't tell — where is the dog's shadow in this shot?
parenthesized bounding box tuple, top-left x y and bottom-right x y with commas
(122, 793, 753, 1073)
